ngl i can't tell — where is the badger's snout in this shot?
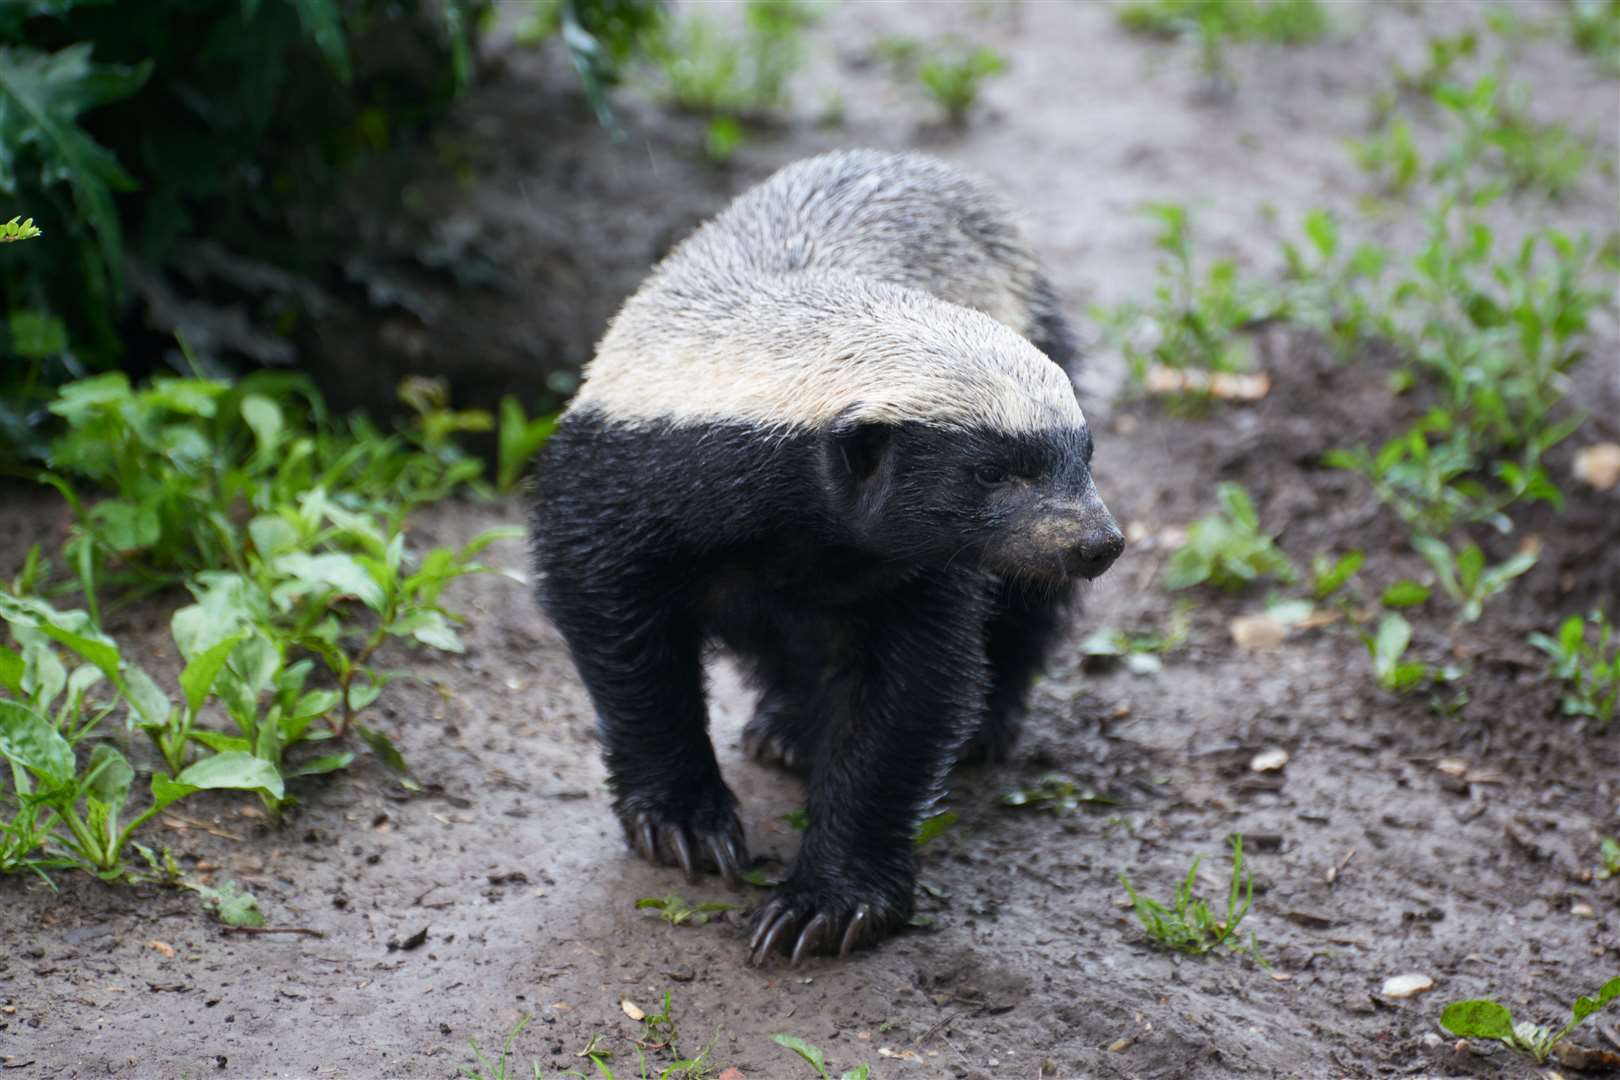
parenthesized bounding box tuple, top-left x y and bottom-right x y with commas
(990, 495, 1124, 581)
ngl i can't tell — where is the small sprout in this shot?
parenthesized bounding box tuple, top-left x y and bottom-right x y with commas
(781, 807, 809, 831)
(1001, 774, 1116, 815)
(1529, 611, 1618, 725)
(1118, 835, 1261, 960)
(0, 216, 44, 243)
(1379, 580, 1431, 609)
(634, 893, 735, 927)
(1164, 483, 1295, 591)
(1440, 976, 1620, 1064)
(917, 45, 1007, 127)
(1596, 836, 1620, 881)
(1310, 549, 1363, 599)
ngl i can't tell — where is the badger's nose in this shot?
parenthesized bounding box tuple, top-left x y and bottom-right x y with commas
(1066, 518, 1124, 579)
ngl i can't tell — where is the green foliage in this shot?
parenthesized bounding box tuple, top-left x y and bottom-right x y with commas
(913, 809, 957, 847)
(1276, 210, 1391, 355)
(1412, 535, 1537, 623)
(917, 45, 1007, 127)
(650, 0, 815, 117)
(1440, 976, 1620, 1064)
(1565, 0, 1620, 75)
(0, 216, 43, 243)
(0, 0, 481, 455)
(635, 893, 735, 926)
(1309, 549, 1363, 599)
(532, 0, 664, 127)
(497, 396, 558, 493)
(771, 1034, 870, 1080)
(1119, 835, 1259, 959)
(1530, 611, 1618, 725)
(1117, 0, 1329, 84)
(1165, 483, 1294, 591)
(0, 591, 294, 881)
(462, 1014, 533, 1080)
(1362, 612, 1427, 692)
(1000, 774, 1116, 815)
(1095, 204, 1273, 387)
(1597, 836, 1620, 880)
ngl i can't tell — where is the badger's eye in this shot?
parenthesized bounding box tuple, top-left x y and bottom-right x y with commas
(975, 464, 1011, 486)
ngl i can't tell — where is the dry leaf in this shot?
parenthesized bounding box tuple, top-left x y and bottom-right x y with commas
(878, 1047, 922, 1062)
(1107, 1037, 1133, 1052)
(1230, 614, 1286, 649)
(1435, 759, 1469, 778)
(1250, 747, 1289, 773)
(621, 998, 646, 1021)
(1574, 443, 1620, 491)
(148, 940, 175, 959)
(1381, 973, 1435, 998)
(1570, 902, 1596, 918)
(717, 1069, 748, 1080)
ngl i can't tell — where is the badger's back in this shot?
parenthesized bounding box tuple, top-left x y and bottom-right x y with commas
(568, 151, 1081, 438)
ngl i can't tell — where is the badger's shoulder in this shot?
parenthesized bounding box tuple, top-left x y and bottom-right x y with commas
(570, 271, 1082, 438)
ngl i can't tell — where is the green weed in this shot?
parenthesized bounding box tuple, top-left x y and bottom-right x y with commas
(463, 1014, 535, 1080)
(0, 592, 292, 881)
(1164, 483, 1294, 591)
(918, 45, 1007, 127)
(1441, 976, 1620, 1064)
(1597, 836, 1620, 880)
(1529, 611, 1618, 725)
(1309, 549, 1364, 600)
(1566, 0, 1620, 75)
(635, 894, 735, 927)
(1095, 204, 1274, 387)
(1117, 0, 1329, 86)
(0, 216, 42, 243)
(1276, 210, 1391, 355)
(1119, 835, 1259, 959)
(1361, 613, 1428, 692)
(770, 1034, 870, 1080)
(651, 0, 815, 117)
(1078, 607, 1190, 674)
(1412, 535, 1537, 623)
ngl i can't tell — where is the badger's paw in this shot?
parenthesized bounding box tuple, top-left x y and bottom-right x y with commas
(617, 794, 749, 888)
(958, 704, 1024, 766)
(746, 886, 908, 966)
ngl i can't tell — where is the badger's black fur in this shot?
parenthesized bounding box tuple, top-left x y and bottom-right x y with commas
(532, 150, 1122, 965)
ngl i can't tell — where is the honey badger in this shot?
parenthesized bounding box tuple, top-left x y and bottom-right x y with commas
(532, 149, 1122, 964)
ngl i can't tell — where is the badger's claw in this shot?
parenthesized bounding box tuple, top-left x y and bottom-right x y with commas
(620, 808, 747, 888)
(741, 704, 817, 775)
(747, 894, 895, 966)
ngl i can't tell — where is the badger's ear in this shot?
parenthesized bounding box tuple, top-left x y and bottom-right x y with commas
(818, 414, 895, 511)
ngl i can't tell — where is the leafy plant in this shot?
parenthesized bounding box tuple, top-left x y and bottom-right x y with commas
(1310, 549, 1364, 600)
(1, 216, 42, 243)
(771, 1034, 869, 1080)
(498, 396, 558, 493)
(1165, 483, 1294, 591)
(914, 809, 957, 847)
(1095, 204, 1275, 387)
(1413, 535, 1537, 623)
(1529, 611, 1618, 725)
(1276, 210, 1391, 356)
(635, 893, 735, 927)
(917, 44, 1007, 127)
(650, 0, 815, 117)
(1000, 774, 1116, 815)
(0, 592, 288, 881)
(1362, 613, 1428, 692)
(462, 1014, 533, 1080)
(1117, 0, 1329, 86)
(1119, 835, 1259, 959)
(1596, 836, 1620, 881)
(1566, 0, 1620, 75)
(1440, 976, 1620, 1064)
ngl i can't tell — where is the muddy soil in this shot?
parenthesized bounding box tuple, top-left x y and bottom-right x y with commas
(4, 3, 1618, 1078)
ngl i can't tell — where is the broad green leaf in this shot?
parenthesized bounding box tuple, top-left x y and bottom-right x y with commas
(0, 699, 74, 784)
(1380, 581, 1431, 608)
(179, 632, 247, 715)
(20, 639, 65, 712)
(287, 751, 354, 778)
(1373, 614, 1412, 680)
(1216, 483, 1258, 530)
(38, 623, 119, 682)
(840, 1067, 870, 1080)
(122, 665, 171, 728)
(247, 514, 299, 559)
(240, 394, 283, 455)
(1571, 976, 1620, 1025)
(914, 810, 957, 847)
(151, 751, 285, 812)
(0, 645, 23, 695)
(172, 572, 263, 657)
(391, 609, 463, 653)
(87, 498, 160, 553)
(354, 722, 407, 774)
(772, 1035, 829, 1080)
(289, 0, 352, 81)
(1441, 1000, 1516, 1040)
(270, 552, 386, 611)
(188, 730, 252, 754)
(346, 677, 383, 714)
(197, 879, 265, 928)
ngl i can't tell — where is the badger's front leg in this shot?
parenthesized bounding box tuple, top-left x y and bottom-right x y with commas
(749, 576, 988, 964)
(541, 557, 748, 887)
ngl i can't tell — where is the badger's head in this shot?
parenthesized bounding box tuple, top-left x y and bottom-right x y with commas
(818, 413, 1121, 583)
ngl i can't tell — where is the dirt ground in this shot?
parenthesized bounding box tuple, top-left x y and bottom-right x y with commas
(4, 2, 1619, 1078)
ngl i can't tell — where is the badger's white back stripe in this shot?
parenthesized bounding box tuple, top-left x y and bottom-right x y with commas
(567, 150, 1085, 436)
